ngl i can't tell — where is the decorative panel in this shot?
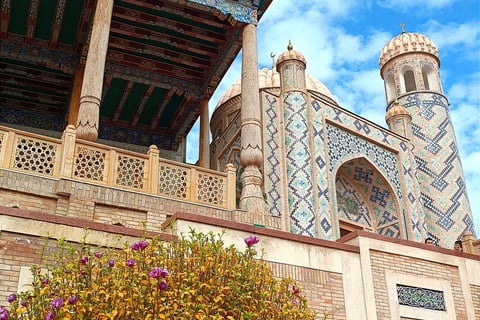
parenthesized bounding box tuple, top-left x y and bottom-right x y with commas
(284, 91, 316, 237)
(158, 163, 189, 199)
(115, 154, 146, 190)
(262, 93, 283, 217)
(397, 284, 446, 311)
(74, 145, 106, 182)
(12, 136, 58, 176)
(196, 171, 226, 206)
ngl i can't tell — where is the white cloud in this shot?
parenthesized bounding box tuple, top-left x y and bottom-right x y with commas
(376, 0, 457, 11)
(421, 20, 480, 54)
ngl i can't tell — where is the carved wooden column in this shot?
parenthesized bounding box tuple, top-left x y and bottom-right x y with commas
(198, 98, 210, 168)
(68, 66, 85, 126)
(239, 23, 265, 213)
(76, 0, 114, 141)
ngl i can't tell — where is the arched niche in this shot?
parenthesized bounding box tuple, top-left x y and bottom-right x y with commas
(384, 71, 396, 103)
(403, 68, 417, 92)
(421, 65, 440, 92)
(335, 157, 402, 239)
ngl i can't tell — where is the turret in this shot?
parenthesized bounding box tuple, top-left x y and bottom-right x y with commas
(379, 26, 475, 246)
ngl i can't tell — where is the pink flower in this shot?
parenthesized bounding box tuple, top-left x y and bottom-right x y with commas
(108, 259, 115, 267)
(0, 306, 9, 320)
(45, 311, 54, 320)
(149, 267, 169, 278)
(50, 298, 63, 309)
(79, 256, 89, 264)
(68, 295, 77, 305)
(159, 281, 168, 291)
(41, 277, 49, 285)
(244, 235, 260, 247)
(130, 240, 148, 251)
(94, 252, 104, 259)
(7, 293, 16, 303)
(292, 285, 301, 296)
(126, 259, 135, 267)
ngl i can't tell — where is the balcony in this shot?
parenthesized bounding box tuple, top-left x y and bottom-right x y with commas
(0, 125, 244, 231)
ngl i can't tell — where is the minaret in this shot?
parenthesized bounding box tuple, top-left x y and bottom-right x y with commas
(379, 25, 475, 246)
(276, 42, 317, 237)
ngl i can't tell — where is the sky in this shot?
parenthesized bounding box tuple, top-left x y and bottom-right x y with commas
(186, 0, 480, 234)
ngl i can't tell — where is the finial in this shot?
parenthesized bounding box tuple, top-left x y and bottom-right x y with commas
(394, 99, 400, 105)
(270, 52, 276, 69)
(400, 22, 406, 34)
(287, 40, 293, 51)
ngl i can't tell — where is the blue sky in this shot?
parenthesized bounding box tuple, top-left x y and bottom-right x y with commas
(187, 0, 480, 234)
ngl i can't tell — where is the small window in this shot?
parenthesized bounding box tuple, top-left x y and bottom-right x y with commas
(404, 70, 416, 92)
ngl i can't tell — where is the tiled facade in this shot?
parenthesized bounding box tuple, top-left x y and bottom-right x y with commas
(211, 34, 474, 248)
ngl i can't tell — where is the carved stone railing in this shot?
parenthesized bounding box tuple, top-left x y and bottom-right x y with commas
(0, 125, 236, 209)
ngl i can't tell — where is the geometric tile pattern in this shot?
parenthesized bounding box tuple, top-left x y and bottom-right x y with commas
(309, 96, 423, 240)
(263, 93, 283, 217)
(310, 99, 332, 239)
(326, 123, 403, 200)
(397, 285, 446, 311)
(336, 159, 400, 238)
(284, 91, 317, 237)
(401, 92, 474, 242)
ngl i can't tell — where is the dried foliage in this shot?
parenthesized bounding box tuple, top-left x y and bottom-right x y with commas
(2, 229, 317, 319)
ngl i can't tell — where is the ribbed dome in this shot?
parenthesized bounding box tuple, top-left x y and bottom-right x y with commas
(385, 101, 411, 122)
(276, 41, 306, 66)
(379, 32, 439, 68)
(215, 68, 335, 108)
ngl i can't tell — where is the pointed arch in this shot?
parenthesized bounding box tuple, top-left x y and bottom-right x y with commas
(334, 157, 403, 239)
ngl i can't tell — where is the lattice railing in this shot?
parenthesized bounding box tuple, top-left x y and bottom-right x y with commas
(0, 128, 60, 177)
(0, 125, 236, 209)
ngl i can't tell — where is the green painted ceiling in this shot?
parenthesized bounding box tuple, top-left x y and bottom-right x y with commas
(0, 0, 272, 150)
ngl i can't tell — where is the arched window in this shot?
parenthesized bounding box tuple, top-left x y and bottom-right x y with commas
(404, 70, 416, 92)
(385, 72, 396, 102)
(421, 65, 441, 92)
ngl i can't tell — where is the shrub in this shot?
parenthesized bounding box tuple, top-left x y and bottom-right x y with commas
(3, 229, 317, 319)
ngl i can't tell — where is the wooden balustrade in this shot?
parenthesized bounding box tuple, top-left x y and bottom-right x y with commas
(0, 125, 236, 209)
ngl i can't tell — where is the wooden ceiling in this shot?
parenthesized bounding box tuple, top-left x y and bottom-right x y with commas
(0, 0, 271, 150)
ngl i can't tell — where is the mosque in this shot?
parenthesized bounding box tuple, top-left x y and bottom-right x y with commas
(0, 1, 479, 319)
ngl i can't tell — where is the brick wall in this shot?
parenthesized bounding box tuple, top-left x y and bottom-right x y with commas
(268, 261, 346, 319)
(0, 170, 246, 233)
(0, 231, 50, 302)
(472, 284, 480, 319)
(0, 189, 56, 214)
(370, 250, 467, 319)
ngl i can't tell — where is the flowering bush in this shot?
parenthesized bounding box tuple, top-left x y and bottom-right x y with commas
(3, 229, 317, 319)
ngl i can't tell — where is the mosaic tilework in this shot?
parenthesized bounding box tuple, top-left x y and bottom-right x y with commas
(310, 100, 332, 239)
(219, 135, 241, 171)
(311, 98, 423, 241)
(284, 92, 317, 237)
(326, 124, 403, 200)
(336, 176, 372, 227)
(188, 0, 258, 24)
(397, 285, 446, 311)
(215, 111, 241, 157)
(398, 92, 474, 241)
(262, 93, 283, 217)
(336, 159, 400, 238)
